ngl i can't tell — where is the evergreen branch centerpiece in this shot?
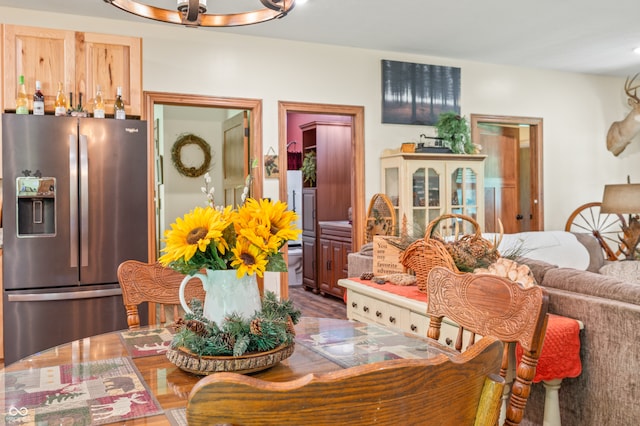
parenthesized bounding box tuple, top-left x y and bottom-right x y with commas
(159, 173, 302, 366)
(172, 293, 301, 357)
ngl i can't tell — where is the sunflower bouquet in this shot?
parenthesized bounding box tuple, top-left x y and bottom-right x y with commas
(159, 174, 301, 277)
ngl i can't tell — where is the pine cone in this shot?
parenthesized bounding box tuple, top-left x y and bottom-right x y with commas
(360, 272, 374, 280)
(468, 241, 488, 258)
(220, 332, 236, 351)
(250, 318, 263, 335)
(185, 319, 207, 336)
(286, 316, 296, 336)
(173, 317, 186, 331)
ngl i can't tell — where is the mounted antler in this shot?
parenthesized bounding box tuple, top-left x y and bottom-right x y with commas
(606, 73, 640, 156)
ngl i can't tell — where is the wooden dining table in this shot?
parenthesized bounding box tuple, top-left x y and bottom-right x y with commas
(0, 317, 459, 425)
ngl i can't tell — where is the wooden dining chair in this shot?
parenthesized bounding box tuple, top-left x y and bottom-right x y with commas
(117, 260, 206, 328)
(426, 266, 549, 426)
(186, 336, 505, 426)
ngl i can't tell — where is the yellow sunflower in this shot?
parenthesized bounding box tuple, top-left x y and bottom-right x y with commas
(159, 206, 232, 266)
(236, 198, 301, 248)
(235, 222, 280, 255)
(230, 239, 269, 277)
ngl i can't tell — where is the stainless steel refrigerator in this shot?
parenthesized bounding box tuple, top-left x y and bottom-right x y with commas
(2, 114, 148, 364)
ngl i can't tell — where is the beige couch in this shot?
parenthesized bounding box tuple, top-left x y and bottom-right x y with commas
(518, 234, 640, 426)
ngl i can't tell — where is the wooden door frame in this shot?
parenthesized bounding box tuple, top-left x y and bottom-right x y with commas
(143, 91, 263, 262)
(278, 101, 365, 299)
(470, 114, 544, 231)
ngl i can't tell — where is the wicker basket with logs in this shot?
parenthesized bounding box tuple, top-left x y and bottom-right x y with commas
(430, 214, 500, 273)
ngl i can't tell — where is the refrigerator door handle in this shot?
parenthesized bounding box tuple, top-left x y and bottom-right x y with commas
(80, 134, 89, 267)
(7, 288, 122, 302)
(69, 134, 79, 268)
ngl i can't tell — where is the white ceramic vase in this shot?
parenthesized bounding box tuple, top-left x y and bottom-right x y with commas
(179, 269, 262, 325)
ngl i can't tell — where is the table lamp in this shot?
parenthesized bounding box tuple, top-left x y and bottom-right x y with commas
(601, 183, 640, 260)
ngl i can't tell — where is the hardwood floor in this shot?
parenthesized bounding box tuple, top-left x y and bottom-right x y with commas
(287, 285, 347, 319)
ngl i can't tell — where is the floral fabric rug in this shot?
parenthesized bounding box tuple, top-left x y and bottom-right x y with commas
(1, 357, 162, 425)
(119, 327, 175, 358)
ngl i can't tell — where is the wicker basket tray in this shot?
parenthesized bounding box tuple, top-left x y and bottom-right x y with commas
(166, 342, 295, 375)
(399, 219, 458, 293)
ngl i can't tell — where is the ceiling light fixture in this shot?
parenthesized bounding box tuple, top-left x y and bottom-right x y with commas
(104, 0, 296, 28)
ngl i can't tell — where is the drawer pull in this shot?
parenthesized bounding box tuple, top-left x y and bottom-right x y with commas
(351, 302, 357, 308)
(389, 316, 396, 323)
(363, 306, 369, 313)
(445, 338, 453, 346)
(411, 324, 417, 331)
(376, 311, 382, 318)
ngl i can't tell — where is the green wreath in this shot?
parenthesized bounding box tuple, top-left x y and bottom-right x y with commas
(171, 133, 211, 178)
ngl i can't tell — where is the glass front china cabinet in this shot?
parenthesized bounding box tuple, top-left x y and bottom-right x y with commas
(380, 149, 486, 237)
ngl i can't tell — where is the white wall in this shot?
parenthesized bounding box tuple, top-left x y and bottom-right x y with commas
(2, 6, 638, 233)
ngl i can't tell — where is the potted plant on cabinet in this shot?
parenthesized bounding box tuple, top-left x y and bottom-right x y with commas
(301, 151, 316, 186)
(435, 112, 477, 154)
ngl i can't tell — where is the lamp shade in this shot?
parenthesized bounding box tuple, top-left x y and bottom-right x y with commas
(600, 184, 640, 214)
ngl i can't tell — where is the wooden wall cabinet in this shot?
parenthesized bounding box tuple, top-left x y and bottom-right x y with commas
(318, 222, 352, 299)
(3, 25, 142, 117)
(300, 121, 352, 299)
(380, 150, 486, 236)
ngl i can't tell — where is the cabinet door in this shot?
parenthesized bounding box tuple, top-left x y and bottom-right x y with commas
(330, 241, 347, 297)
(406, 161, 446, 234)
(302, 188, 316, 236)
(318, 239, 349, 298)
(315, 124, 352, 222)
(77, 32, 142, 117)
(3, 25, 76, 113)
(318, 238, 332, 295)
(446, 161, 484, 233)
(302, 236, 317, 292)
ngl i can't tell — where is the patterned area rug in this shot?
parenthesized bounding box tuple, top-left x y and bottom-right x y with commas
(1, 357, 162, 425)
(119, 327, 175, 358)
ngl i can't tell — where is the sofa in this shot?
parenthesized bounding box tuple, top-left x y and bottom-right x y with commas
(348, 231, 640, 426)
(516, 233, 640, 426)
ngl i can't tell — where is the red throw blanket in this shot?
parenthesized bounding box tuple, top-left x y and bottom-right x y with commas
(516, 314, 582, 382)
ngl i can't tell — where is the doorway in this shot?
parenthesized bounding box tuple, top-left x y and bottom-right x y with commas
(470, 114, 544, 233)
(143, 92, 263, 262)
(278, 101, 365, 299)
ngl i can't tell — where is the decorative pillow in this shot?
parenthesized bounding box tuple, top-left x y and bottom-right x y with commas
(572, 233, 605, 272)
(599, 262, 640, 284)
(484, 231, 591, 271)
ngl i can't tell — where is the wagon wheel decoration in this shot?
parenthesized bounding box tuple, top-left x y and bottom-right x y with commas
(171, 133, 211, 178)
(564, 202, 626, 260)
